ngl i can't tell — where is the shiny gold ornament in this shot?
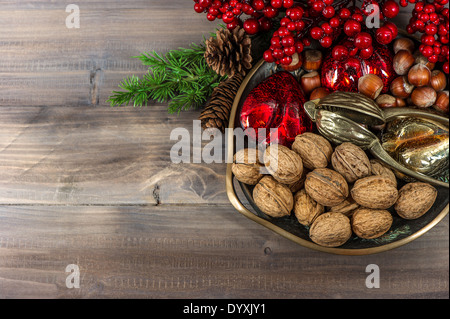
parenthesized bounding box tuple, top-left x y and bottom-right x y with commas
(304, 92, 449, 188)
(382, 117, 449, 182)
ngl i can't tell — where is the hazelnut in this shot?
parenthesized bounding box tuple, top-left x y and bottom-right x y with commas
(430, 70, 447, 92)
(396, 97, 406, 107)
(309, 87, 330, 100)
(302, 49, 323, 72)
(393, 50, 415, 75)
(376, 94, 397, 108)
(393, 38, 415, 54)
(390, 76, 415, 99)
(414, 51, 435, 70)
(358, 74, 384, 99)
(433, 90, 449, 113)
(411, 86, 437, 108)
(300, 71, 321, 95)
(408, 64, 431, 87)
(282, 53, 303, 72)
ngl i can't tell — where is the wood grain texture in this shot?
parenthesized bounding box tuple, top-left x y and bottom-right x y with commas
(0, 1, 448, 299)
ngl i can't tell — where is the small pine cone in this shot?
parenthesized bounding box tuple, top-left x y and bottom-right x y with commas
(204, 27, 252, 77)
(199, 73, 245, 133)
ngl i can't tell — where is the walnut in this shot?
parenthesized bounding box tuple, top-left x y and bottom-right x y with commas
(293, 189, 324, 226)
(309, 212, 352, 247)
(285, 168, 309, 193)
(253, 175, 294, 218)
(351, 208, 393, 239)
(370, 159, 397, 188)
(351, 176, 399, 209)
(328, 197, 359, 217)
(232, 148, 264, 185)
(395, 182, 438, 220)
(292, 133, 333, 170)
(331, 142, 371, 183)
(264, 144, 303, 185)
(304, 168, 349, 207)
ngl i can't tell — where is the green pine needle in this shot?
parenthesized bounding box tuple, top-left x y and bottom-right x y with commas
(107, 40, 226, 113)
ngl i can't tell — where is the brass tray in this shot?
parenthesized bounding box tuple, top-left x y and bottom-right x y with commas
(226, 59, 449, 255)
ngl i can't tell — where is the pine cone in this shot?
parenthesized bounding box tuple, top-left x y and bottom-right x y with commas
(204, 27, 252, 78)
(199, 73, 245, 133)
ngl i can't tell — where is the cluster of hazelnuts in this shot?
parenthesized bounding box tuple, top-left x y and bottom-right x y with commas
(282, 49, 331, 101)
(359, 37, 449, 113)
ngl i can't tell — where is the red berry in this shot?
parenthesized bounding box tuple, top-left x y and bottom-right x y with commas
(287, 22, 296, 31)
(284, 46, 296, 56)
(383, 0, 400, 19)
(420, 45, 434, 57)
(288, 7, 303, 21)
(425, 24, 438, 35)
(332, 45, 349, 61)
(280, 56, 293, 65)
(384, 22, 398, 39)
(259, 17, 272, 31)
(322, 6, 335, 19)
(271, 0, 283, 9)
(376, 26, 394, 45)
(320, 36, 333, 48)
(310, 27, 324, 40)
(264, 6, 278, 18)
(354, 32, 372, 49)
(272, 48, 285, 59)
(282, 36, 295, 47)
(312, 1, 325, 12)
(264, 50, 275, 63)
(222, 11, 235, 23)
(271, 36, 282, 48)
(339, 8, 351, 19)
(359, 46, 374, 59)
(283, 0, 294, 8)
(422, 34, 436, 46)
(252, 0, 265, 11)
(344, 20, 361, 37)
(243, 18, 260, 35)
(443, 62, 449, 74)
(329, 17, 340, 28)
(295, 41, 304, 53)
(194, 3, 204, 13)
(321, 22, 333, 35)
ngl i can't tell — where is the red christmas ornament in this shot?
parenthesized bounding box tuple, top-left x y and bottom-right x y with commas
(321, 41, 395, 93)
(240, 72, 313, 147)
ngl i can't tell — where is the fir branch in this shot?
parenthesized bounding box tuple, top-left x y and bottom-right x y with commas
(107, 40, 226, 112)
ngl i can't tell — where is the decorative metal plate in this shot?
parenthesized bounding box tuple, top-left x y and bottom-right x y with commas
(225, 59, 449, 255)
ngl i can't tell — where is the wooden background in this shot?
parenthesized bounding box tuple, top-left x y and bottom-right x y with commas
(0, 1, 448, 299)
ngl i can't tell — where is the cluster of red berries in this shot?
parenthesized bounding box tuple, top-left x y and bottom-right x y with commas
(403, 0, 450, 74)
(194, 0, 449, 72)
(265, 0, 402, 65)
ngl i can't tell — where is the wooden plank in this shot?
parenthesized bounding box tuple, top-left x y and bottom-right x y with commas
(0, 0, 217, 107)
(0, 205, 448, 299)
(0, 105, 235, 205)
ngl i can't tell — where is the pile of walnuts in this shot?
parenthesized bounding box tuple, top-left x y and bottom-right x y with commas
(232, 133, 438, 248)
